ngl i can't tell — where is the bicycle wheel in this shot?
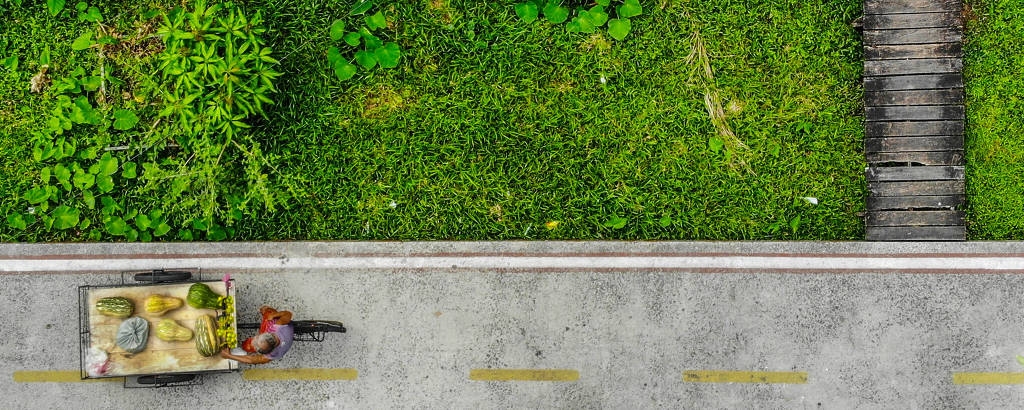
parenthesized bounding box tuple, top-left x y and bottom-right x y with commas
(293, 320, 346, 333)
(136, 373, 196, 385)
(134, 270, 192, 283)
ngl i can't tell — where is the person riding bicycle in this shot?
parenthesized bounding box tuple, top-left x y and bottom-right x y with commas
(220, 305, 294, 364)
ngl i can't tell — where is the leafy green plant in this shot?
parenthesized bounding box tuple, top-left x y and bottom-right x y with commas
(0, 55, 17, 71)
(6, 29, 157, 240)
(151, 0, 289, 234)
(46, 0, 64, 16)
(75, 1, 101, 22)
(10, 93, 158, 240)
(514, 0, 642, 41)
(326, 0, 404, 81)
(155, 0, 280, 141)
(604, 215, 627, 229)
(8, 0, 289, 242)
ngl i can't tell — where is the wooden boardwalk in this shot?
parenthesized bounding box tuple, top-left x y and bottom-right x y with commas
(863, 0, 966, 241)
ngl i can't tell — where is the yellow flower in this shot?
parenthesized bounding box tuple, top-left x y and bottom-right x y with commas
(545, 221, 559, 230)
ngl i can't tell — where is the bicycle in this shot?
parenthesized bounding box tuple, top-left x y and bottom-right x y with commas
(80, 269, 346, 388)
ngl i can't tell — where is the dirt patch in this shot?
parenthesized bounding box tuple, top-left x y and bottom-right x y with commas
(962, 1, 980, 27)
(425, 0, 456, 24)
(551, 79, 575, 93)
(30, 66, 50, 94)
(580, 34, 612, 53)
(489, 204, 503, 221)
(103, 20, 164, 58)
(362, 86, 414, 118)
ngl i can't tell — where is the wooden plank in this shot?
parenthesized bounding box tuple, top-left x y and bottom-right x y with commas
(867, 195, 964, 210)
(865, 43, 962, 60)
(864, 74, 962, 91)
(868, 180, 964, 196)
(865, 210, 965, 226)
(865, 106, 965, 121)
(866, 151, 964, 165)
(865, 136, 963, 152)
(865, 120, 963, 137)
(863, 12, 961, 29)
(864, 28, 963, 46)
(865, 90, 963, 106)
(865, 226, 966, 241)
(864, 58, 962, 76)
(866, 166, 964, 182)
(864, 0, 962, 14)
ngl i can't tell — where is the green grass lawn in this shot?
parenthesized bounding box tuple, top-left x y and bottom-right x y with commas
(0, 0, 866, 241)
(965, 0, 1024, 239)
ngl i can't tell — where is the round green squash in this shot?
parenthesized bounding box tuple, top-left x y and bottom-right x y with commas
(187, 283, 223, 310)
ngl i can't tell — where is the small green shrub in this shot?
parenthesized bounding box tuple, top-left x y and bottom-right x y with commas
(150, 0, 289, 235)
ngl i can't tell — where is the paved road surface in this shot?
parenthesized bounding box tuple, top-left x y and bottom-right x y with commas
(3, 242, 1024, 408)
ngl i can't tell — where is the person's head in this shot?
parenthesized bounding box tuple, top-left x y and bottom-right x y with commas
(254, 332, 280, 354)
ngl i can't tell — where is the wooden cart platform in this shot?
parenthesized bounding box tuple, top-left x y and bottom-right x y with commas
(79, 280, 238, 379)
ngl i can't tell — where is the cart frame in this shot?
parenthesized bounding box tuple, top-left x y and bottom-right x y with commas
(78, 268, 238, 388)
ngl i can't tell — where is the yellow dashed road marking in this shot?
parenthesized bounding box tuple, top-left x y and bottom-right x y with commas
(683, 370, 808, 384)
(953, 372, 1024, 385)
(469, 369, 579, 382)
(243, 368, 358, 381)
(13, 370, 122, 383)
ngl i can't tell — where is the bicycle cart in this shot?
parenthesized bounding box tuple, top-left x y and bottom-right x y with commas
(78, 269, 347, 388)
(78, 270, 238, 388)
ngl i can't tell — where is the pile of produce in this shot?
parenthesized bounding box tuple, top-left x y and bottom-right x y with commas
(92, 282, 236, 359)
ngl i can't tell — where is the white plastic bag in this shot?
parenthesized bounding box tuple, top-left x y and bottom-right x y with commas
(85, 347, 110, 377)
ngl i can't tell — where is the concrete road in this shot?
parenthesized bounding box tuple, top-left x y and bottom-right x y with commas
(3, 242, 1024, 408)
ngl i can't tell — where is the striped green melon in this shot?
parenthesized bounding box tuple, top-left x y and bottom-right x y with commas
(194, 314, 219, 357)
(96, 297, 134, 318)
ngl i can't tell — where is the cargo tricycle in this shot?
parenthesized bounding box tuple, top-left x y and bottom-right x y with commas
(78, 269, 345, 388)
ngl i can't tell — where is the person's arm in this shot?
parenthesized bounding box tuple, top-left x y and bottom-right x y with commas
(268, 310, 292, 325)
(220, 348, 271, 364)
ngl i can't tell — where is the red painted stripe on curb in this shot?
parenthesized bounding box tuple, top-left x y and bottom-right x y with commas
(7, 251, 1024, 260)
(6, 267, 1024, 275)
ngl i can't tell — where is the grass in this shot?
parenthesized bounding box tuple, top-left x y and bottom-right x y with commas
(964, 0, 1024, 239)
(0, 0, 866, 241)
